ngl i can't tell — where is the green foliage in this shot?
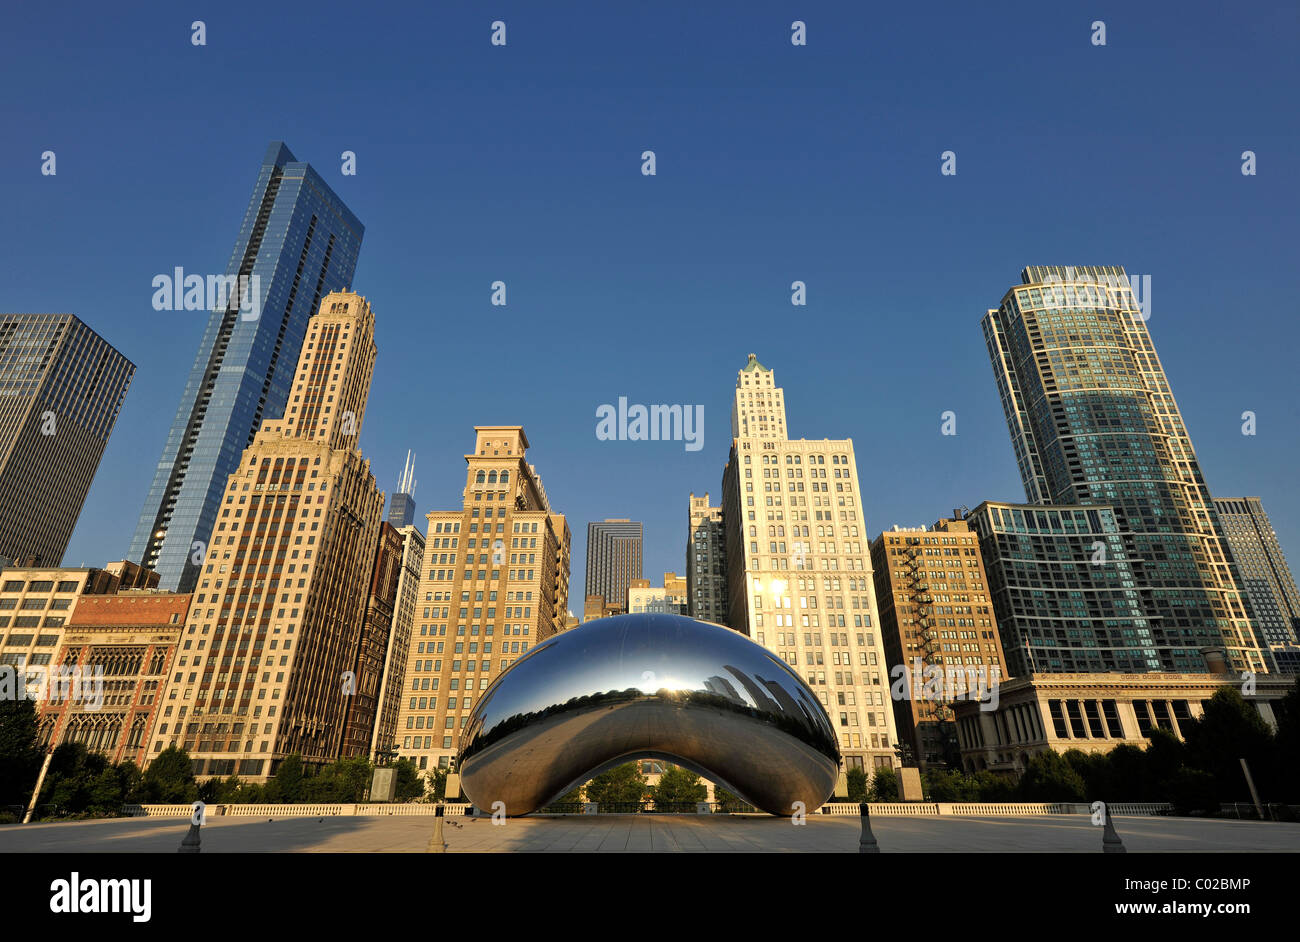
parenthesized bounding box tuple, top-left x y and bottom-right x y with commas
(845, 766, 869, 802)
(713, 785, 745, 812)
(391, 759, 426, 801)
(198, 774, 247, 804)
(1167, 768, 1219, 815)
(0, 696, 42, 805)
(920, 767, 1015, 802)
(869, 766, 899, 802)
(137, 746, 198, 804)
(426, 767, 448, 801)
(1182, 687, 1278, 801)
(584, 762, 648, 806)
(1017, 750, 1086, 802)
(37, 743, 135, 818)
(651, 766, 707, 806)
(267, 754, 306, 802)
(307, 757, 373, 802)
(1274, 677, 1300, 800)
(1061, 748, 1111, 798)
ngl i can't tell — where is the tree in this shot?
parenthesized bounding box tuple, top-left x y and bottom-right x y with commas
(584, 762, 647, 806)
(427, 767, 448, 801)
(0, 696, 42, 806)
(138, 746, 198, 804)
(869, 766, 899, 802)
(308, 757, 372, 802)
(713, 784, 744, 812)
(198, 774, 244, 804)
(1016, 750, 1086, 802)
(267, 754, 306, 802)
(391, 759, 425, 801)
(845, 767, 869, 802)
(35, 743, 135, 818)
(970, 770, 1015, 801)
(1062, 748, 1111, 800)
(651, 766, 706, 808)
(1273, 677, 1300, 801)
(547, 786, 583, 809)
(1182, 687, 1276, 801)
(922, 768, 969, 801)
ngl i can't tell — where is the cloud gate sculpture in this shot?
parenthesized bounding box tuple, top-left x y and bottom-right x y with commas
(457, 613, 842, 816)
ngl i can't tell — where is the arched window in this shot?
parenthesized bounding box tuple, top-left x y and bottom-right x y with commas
(475, 471, 486, 484)
(488, 471, 498, 484)
(499, 470, 509, 485)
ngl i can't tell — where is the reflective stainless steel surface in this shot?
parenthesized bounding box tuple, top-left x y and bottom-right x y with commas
(457, 613, 842, 816)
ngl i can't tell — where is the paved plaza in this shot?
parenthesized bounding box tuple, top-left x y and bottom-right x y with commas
(1, 813, 1297, 853)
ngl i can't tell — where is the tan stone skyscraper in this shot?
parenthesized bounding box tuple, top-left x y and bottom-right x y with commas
(721, 354, 899, 779)
(148, 291, 384, 779)
(393, 426, 570, 774)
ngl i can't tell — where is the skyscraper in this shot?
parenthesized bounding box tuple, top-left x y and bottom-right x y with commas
(721, 354, 899, 777)
(388, 451, 418, 528)
(0, 314, 134, 565)
(150, 291, 383, 778)
(983, 266, 1268, 673)
(1213, 497, 1300, 650)
(340, 522, 404, 759)
(687, 492, 727, 623)
(393, 426, 571, 774)
(871, 518, 1008, 768)
(585, 519, 643, 614)
(369, 522, 425, 759)
(129, 142, 363, 592)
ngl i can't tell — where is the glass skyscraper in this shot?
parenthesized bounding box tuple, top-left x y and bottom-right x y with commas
(128, 142, 363, 591)
(1212, 497, 1300, 649)
(982, 266, 1269, 674)
(0, 313, 134, 565)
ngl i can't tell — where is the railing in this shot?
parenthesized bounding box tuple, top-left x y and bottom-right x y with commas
(119, 800, 1175, 818)
(123, 802, 472, 818)
(822, 802, 1173, 816)
(534, 800, 759, 815)
(1220, 802, 1300, 821)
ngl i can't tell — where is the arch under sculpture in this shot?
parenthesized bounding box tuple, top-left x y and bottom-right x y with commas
(457, 613, 842, 816)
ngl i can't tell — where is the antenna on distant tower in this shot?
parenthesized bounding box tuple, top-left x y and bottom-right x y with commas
(398, 450, 417, 497)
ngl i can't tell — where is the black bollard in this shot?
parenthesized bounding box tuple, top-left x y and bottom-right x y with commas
(1101, 803, 1127, 854)
(858, 802, 880, 853)
(178, 822, 202, 854)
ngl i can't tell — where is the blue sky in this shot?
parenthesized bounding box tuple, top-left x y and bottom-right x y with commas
(3, 0, 1297, 602)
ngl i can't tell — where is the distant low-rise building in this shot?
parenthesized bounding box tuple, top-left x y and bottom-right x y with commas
(952, 666, 1294, 775)
(628, 572, 688, 615)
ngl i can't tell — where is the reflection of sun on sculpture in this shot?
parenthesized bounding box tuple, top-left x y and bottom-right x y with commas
(457, 613, 842, 816)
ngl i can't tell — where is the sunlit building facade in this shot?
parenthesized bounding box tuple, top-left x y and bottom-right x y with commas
(149, 291, 383, 779)
(393, 426, 571, 774)
(721, 354, 899, 775)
